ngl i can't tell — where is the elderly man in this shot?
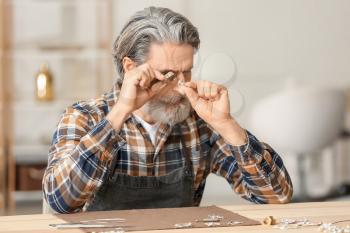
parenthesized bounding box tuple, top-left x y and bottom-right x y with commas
(43, 7, 293, 213)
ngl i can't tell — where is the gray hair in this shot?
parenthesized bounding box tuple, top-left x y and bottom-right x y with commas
(113, 6, 200, 82)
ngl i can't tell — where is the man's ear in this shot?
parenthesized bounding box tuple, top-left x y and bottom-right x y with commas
(122, 57, 136, 73)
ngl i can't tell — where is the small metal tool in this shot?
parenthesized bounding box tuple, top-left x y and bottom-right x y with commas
(149, 71, 176, 88)
(174, 222, 192, 229)
(49, 223, 131, 229)
(164, 71, 177, 81)
(80, 218, 126, 223)
(205, 222, 221, 227)
(195, 218, 221, 223)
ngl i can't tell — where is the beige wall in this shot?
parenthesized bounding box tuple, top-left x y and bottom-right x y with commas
(113, 0, 350, 126)
(112, 0, 350, 204)
(4, 0, 350, 206)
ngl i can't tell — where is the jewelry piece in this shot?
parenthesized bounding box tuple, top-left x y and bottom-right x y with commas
(227, 220, 242, 226)
(90, 228, 125, 233)
(272, 218, 321, 230)
(164, 71, 176, 81)
(207, 214, 224, 221)
(196, 218, 221, 223)
(95, 218, 126, 221)
(80, 218, 126, 224)
(178, 79, 185, 86)
(51, 224, 115, 229)
(196, 214, 224, 223)
(174, 222, 192, 229)
(319, 223, 350, 233)
(205, 222, 221, 227)
(318, 219, 350, 233)
(50, 223, 130, 229)
(267, 217, 350, 232)
(262, 216, 277, 225)
(149, 71, 177, 90)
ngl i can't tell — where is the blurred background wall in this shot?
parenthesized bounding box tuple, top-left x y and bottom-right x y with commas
(0, 0, 349, 214)
(113, 0, 350, 205)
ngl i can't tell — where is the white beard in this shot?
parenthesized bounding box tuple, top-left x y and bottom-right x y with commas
(143, 93, 192, 125)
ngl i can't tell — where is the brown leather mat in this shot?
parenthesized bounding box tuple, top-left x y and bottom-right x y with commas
(55, 206, 260, 232)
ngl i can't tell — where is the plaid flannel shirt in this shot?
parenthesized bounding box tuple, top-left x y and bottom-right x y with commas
(43, 83, 293, 213)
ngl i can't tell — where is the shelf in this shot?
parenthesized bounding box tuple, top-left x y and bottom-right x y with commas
(1, 0, 113, 212)
(7, 48, 111, 58)
(14, 145, 49, 165)
(14, 191, 42, 203)
(7, 0, 110, 7)
(7, 0, 112, 53)
(9, 42, 110, 51)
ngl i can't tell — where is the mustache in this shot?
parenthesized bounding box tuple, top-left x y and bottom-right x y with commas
(144, 95, 192, 125)
(157, 93, 186, 104)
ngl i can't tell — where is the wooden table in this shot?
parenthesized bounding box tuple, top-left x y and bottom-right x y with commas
(0, 201, 349, 232)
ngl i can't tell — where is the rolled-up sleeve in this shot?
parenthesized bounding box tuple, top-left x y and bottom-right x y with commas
(209, 129, 293, 204)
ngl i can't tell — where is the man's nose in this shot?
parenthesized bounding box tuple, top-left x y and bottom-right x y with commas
(173, 72, 186, 95)
(176, 72, 185, 82)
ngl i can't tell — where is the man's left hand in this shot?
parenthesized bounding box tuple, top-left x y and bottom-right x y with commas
(180, 81, 231, 127)
(180, 80, 247, 146)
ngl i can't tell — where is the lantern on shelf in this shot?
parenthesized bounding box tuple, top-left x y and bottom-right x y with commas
(35, 63, 54, 101)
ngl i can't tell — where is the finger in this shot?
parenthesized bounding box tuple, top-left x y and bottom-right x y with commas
(133, 75, 141, 86)
(210, 84, 219, 100)
(203, 81, 212, 99)
(154, 70, 166, 81)
(184, 81, 197, 89)
(145, 65, 158, 87)
(139, 71, 150, 89)
(183, 86, 208, 112)
(141, 65, 153, 88)
(137, 64, 156, 89)
(149, 70, 167, 89)
(179, 81, 196, 96)
(199, 81, 211, 100)
(196, 82, 205, 98)
(150, 81, 168, 95)
(219, 86, 229, 99)
(149, 70, 166, 86)
(147, 65, 156, 79)
(124, 68, 142, 86)
(182, 85, 200, 107)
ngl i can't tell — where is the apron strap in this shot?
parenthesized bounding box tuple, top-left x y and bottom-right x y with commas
(177, 125, 193, 174)
(106, 146, 122, 180)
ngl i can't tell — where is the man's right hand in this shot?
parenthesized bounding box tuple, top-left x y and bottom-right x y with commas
(106, 64, 167, 130)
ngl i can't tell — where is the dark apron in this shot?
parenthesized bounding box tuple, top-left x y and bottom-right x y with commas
(86, 132, 195, 211)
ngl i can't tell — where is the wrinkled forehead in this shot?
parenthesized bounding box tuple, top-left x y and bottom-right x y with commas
(147, 42, 194, 72)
